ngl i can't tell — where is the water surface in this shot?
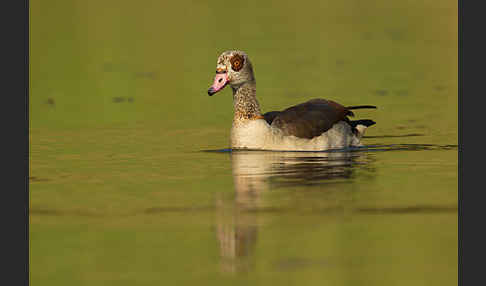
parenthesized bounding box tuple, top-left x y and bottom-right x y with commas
(30, 1, 457, 285)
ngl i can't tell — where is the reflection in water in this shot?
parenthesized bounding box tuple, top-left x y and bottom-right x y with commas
(230, 150, 367, 189)
(210, 144, 457, 273)
(215, 150, 366, 273)
(210, 144, 458, 272)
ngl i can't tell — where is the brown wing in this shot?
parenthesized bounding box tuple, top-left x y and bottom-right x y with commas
(263, 98, 354, 139)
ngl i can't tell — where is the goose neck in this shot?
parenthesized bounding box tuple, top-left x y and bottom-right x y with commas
(232, 81, 261, 122)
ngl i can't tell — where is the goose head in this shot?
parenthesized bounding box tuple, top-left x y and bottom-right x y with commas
(208, 50, 255, 96)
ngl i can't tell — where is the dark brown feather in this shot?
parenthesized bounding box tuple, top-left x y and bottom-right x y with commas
(263, 98, 358, 139)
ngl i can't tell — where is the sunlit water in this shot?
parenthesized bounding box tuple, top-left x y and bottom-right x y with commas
(30, 0, 457, 285)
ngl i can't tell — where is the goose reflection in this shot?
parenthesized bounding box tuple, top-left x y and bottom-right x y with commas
(216, 150, 368, 273)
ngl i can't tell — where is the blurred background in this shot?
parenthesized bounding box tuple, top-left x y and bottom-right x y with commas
(30, 0, 457, 285)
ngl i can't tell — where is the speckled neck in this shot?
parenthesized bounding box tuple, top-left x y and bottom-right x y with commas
(232, 81, 261, 124)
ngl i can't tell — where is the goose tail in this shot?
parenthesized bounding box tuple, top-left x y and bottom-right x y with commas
(349, 119, 376, 140)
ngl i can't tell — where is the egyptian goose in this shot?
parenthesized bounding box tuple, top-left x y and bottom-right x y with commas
(207, 50, 376, 151)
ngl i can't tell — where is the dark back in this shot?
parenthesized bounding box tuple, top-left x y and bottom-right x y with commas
(263, 98, 352, 139)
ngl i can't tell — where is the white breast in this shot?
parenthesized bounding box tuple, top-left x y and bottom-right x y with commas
(230, 119, 361, 151)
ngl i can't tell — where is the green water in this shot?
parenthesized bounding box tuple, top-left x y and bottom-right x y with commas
(30, 0, 457, 285)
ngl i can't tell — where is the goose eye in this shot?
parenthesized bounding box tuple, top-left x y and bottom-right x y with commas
(230, 54, 244, 71)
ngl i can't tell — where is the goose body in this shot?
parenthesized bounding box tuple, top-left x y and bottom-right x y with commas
(207, 50, 376, 151)
(230, 119, 359, 151)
